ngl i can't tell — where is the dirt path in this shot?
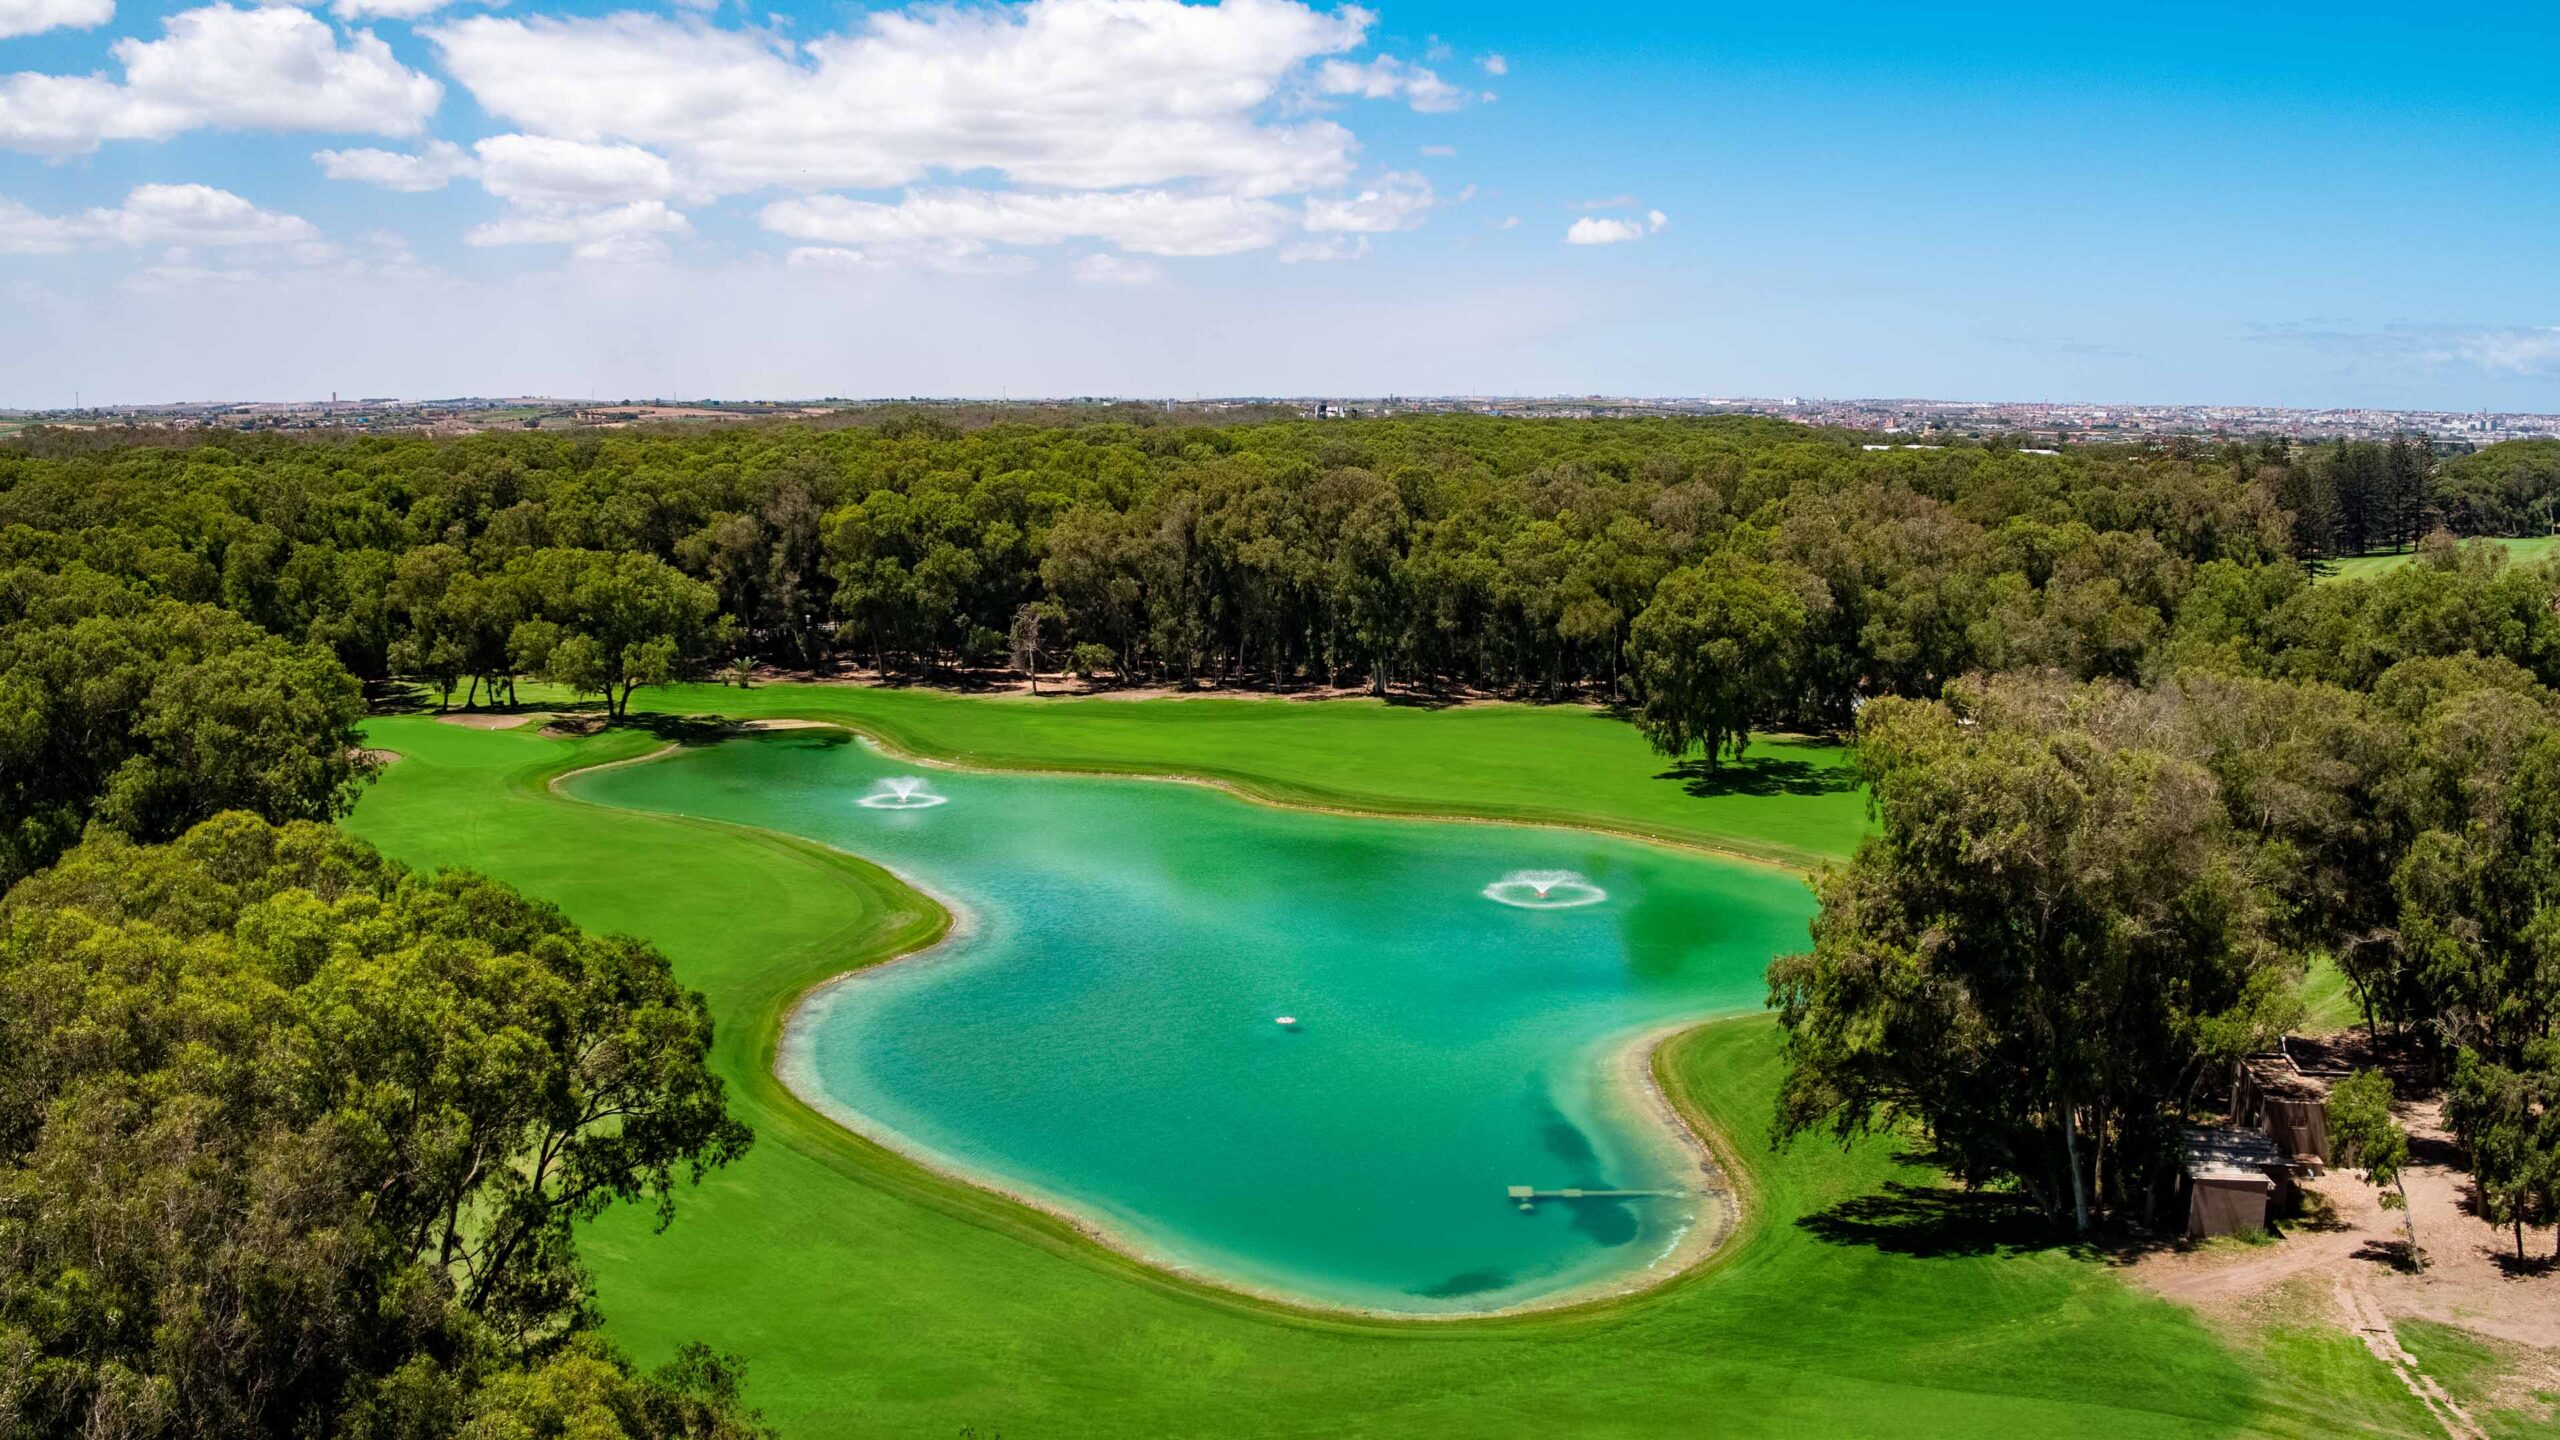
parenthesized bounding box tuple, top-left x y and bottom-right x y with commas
(2130, 1098, 2556, 1438)
(2335, 1265, 2487, 1440)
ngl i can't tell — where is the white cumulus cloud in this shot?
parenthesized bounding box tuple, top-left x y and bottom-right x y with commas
(315, 139, 474, 191)
(1277, 233, 1368, 263)
(474, 134, 678, 207)
(785, 245, 880, 272)
(781, 237, 1034, 276)
(427, 0, 1375, 198)
(1565, 209, 1667, 245)
(465, 198, 688, 262)
(1478, 52, 1506, 76)
(1313, 54, 1468, 113)
(332, 0, 464, 19)
(0, 5, 441, 156)
(1302, 171, 1432, 233)
(0, 183, 323, 255)
(760, 187, 1295, 258)
(0, 0, 111, 41)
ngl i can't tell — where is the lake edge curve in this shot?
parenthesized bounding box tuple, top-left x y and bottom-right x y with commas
(544, 719, 1776, 1321)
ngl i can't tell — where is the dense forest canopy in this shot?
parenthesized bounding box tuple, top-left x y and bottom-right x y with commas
(0, 414, 2305, 711)
(2, 416, 2549, 718)
(1, 411, 2556, 1434)
(0, 410, 2321, 804)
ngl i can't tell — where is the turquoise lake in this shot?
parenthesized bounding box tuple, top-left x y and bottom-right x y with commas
(569, 729, 1817, 1314)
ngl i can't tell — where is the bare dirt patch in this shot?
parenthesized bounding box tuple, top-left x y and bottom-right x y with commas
(2129, 1096, 2558, 1437)
(435, 710, 560, 731)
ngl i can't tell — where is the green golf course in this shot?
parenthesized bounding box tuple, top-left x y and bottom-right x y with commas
(343, 692, 2431, 1439)
(2317, 534, 2560, 582)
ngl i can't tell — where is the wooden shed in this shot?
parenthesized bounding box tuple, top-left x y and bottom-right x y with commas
(2181, 1127, 2295, 1239)
(2228, 1040, 2337, 1166)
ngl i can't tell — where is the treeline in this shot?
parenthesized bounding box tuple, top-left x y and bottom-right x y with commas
(7, 417, 2549, 731)
(9, 415, 2552, 783)
(2265, 434, 2560, 557)
(0, 413, 2315, 762)
(8, 420, 2544, 744)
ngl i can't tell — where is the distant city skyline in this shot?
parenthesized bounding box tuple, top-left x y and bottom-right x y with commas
(4, 0, 2558, 409)
(15, 392, 2559, 448)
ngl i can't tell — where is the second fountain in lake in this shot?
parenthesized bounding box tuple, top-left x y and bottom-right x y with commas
(1481, 868, 1607, 909)
(858, 776, 949, 810)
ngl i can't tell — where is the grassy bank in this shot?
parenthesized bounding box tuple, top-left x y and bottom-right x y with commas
(344, 697, 2428, 1438)
(2319, 534, 2560, 583)
(533, 682, 1870, 870)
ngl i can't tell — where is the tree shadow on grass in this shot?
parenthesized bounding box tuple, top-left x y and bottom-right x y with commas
(1379, 688, 1469, 710)
(1655, 754, 1858, 800)
(1796, 1181, 2087, 1260)
(624, 712, 777, 748)
(366, 680, 433, 714)
(610, 700, 865, 751)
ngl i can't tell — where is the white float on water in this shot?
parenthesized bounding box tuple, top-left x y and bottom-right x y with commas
(1275, 1015, 1298, 1027)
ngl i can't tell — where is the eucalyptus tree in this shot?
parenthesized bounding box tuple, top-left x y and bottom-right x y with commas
(1627, 558, 1816, 771)
(505, 549, 727, 719)
(2328, 1069, 2421, 1268)
(1769, 677, 2288, 1232)
(0, 814, 760, 1438)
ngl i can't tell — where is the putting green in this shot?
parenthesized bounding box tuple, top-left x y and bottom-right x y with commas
(343, 695, 2429, 1438)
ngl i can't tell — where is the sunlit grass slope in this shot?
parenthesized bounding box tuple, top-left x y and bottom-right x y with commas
(2320, 534, 2560, 583)
(575, 682, 1870, 869)
(344, 700, 2429, 1439)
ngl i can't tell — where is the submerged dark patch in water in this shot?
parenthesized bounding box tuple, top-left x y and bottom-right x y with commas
(1526, 1077, 1605, 1177)
(1563, 1196, 1640, 1247)
(1410, 1267, 1511, 1299)
(1522, 1077, 1641, 1245)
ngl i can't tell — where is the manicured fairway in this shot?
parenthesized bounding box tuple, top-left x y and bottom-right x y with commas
(2319, 534, 2560, 582)
(344, 697, 2431, 1439)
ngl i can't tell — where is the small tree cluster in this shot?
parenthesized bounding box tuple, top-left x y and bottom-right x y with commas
(393, 547, 728, 718)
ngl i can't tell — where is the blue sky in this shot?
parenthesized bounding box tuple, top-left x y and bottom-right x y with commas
(2, 0, 2556, 407)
